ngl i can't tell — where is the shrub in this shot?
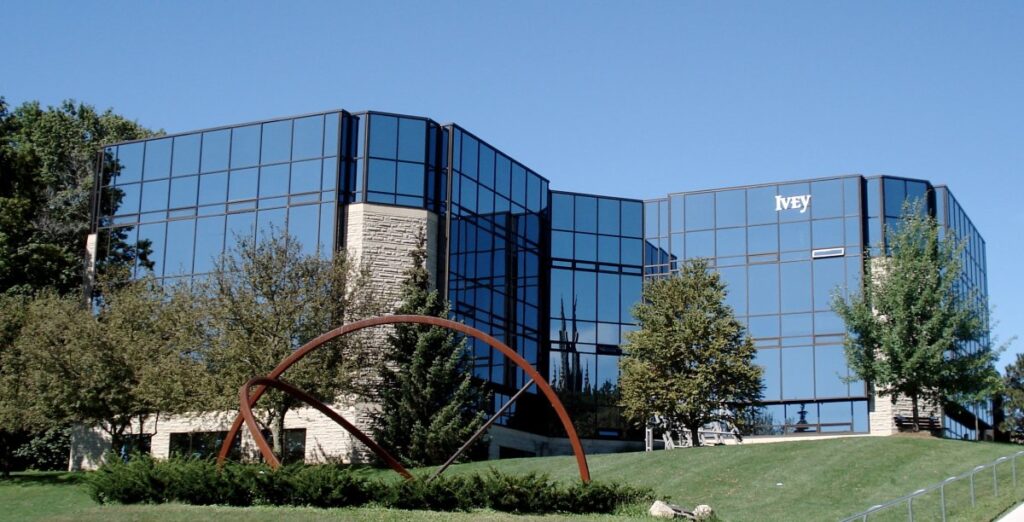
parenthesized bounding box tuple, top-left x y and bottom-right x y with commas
(87, 457, 652, 514)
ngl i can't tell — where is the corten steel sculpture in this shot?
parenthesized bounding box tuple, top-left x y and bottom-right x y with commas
(216, 314, 592, 483)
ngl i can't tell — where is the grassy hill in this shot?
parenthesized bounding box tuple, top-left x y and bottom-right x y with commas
(3, 435, 1024, 521)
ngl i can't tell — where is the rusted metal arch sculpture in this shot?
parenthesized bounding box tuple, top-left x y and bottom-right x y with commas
(216, 314, 592, 483)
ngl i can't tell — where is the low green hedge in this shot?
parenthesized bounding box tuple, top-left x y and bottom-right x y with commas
(87, 456, 651, 514)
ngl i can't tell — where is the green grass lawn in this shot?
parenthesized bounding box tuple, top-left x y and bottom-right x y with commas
(3, 435, 1024, 521)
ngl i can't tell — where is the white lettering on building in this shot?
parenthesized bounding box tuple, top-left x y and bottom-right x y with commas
(774, 194, 811, 213)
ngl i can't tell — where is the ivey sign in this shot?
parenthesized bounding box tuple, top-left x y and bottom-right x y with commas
(775, 194, 811, 213)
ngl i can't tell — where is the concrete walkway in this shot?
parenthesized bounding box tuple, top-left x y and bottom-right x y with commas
(998, 501, 1024, 521)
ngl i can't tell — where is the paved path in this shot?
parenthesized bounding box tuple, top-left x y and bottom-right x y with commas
(999, 501, 1024, 521)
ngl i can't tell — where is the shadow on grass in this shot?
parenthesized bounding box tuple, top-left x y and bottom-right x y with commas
(0, 471, 85, 486)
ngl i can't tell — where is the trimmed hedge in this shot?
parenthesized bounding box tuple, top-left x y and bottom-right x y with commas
(87, 456, 651, 514)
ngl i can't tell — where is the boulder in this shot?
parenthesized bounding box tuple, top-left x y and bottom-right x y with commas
(649, 500, 681, 518)
(693, 504, 714, 520)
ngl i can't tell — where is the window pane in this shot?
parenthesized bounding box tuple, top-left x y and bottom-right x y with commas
(810, 179, 843, 219)
(621, 201, 643, 238)
(781, 346, 814, 400)
(225, 211, 256, 253)
(574, 271, 596, 320)
(747, 186, 777, 225)
(144, 138, 172, 180)
(289, 116, 323, 161)
(756, 349, 781, 401)
(229, 168, 258, 201)
(883, 177, 905, 217)
(844, 177, 860, 216)
(319, 203, 335, 255)
(814, 310, 844, 334)
(169, 176, 198, 209)
(461, 135, 478, 179)
(598, 235, 619, 264)
(748, 264, 779, 315)
(259, 164, 289, 198)
(140, 180, 169, 212)
(719, 266, 746, 316)
(290, 159, 320, 194)
(367, 159, 396, 193)
(669, 195, 684, 233)
(198, 172, 228, 205)
(261, 120, 292, 164)
(322, 157, 337, 192)
(781, 313, 813, 337)
(685, 230, 714, 259)
(620, 275, 641, 322)
(231, 125, 260, 168)
(397, 162, 424, 196)
(845, 217, 861, 248)
(813, 257, 844, 310)
(716, 189, 746, 228)
(621, 238, 642, 265)
(552, 193, 573, 230)
(397, 118, 426, 163)
(780, 261, 811, 313)
(257, 207, 286, 239)
(815, 345, 849, 398)
(748, 315, 779, 338)
(288, 204, 319, 256)
(597, 273, 620, 322)
(193, 215, 225, 273)
(716, 227, 745, 257)
(116, 143, 144, 183)
(113, 183, 141, 215)
(684, 193, 714, 230)
(527, 174, 541, 212)
(477, 145, 495, 189)
(780, 222, 810, 252)
(172, 133, 201, 176)
(644, 201, 659, 238)
(495, 155, 511, 197)
(598, 198, 619, 235)
(164, 219, 195, 275)
(812, 218, 844, 249)
(574, 196, 597, 233)
(574, 233, 596, 262)
(748, 224, 778, 254)
(201, 130, 230, 173)
(778, 183, 811, 222)
(323, 112, 340, 157)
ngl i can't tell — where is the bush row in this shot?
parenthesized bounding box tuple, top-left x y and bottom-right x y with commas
(86, 456, 652, 514)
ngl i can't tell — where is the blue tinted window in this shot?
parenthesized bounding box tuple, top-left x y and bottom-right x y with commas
(814, 310, 844, 334)
(397, 118, 426, 163)
(719, 266, 746, 315)
(815, 345, 848, 398)
(781, 313, 813, 337)
(460, 178, 477, 212)
(461, 135, 478, 178)
(865, 178, 880, 217)
(684, 193, 714, 230)
(748, 224, 778, 254)
(813, 257, 844, 310)
(748, 264, 779, 315)
(552, 193, 573, 230)
(292, 116, 323, 160)
(844, 177, 860, 216)
(198, 172, 228, 205)
(748, 315, 779, 338)
(620, 275, 642, 322)
(495, 155, 511, 197)
(747, 186, 777, 225)
(780, 222, 810, 251)
(169, 176, 198, 208)
(193, 215, 225, 273)
(164, 219, 195, 275)
(716, 227, 745, 257)
(231, 125, 260, 168)
(229, 168, 258, 201)
(844, 217, 861, 247)
(288, 204, 319, 256)
(598, 273, 620, 322)
(756, 349, 781, 401)
(811, 179, 843, 219)
(906, 181, 928, 214)
(670, 195, 684, 233)
(367, 159, 396, 192)
(780, 261, 811, 313)
(812, 218, 844, 249)
(140, 180, 169, 212)
(201, 130, 230, 172)
(716, 190, 746, 228)
(574, 196, 597, 233)
(114, 183, 141, 215)
(621, 238, 643, 265)
(116, 143, 144, 183)
(324, 113, 340, 157)
(144, 138, 172, 179)
(259, 164, 289, 198)
(598, 198, 619, 235)
(883, 178, 905, 217)
(290, 160, 320, 194)
(397, 162, 424, 196)
(644, 202, 659, 238)
(261, 121, 292, 164)
(322, 157, 337, 191)
(598, 235, 619, 264)
(511, 165, 526, 204)
(257, 207, 286, 239)
(782, 346, 814, 400)
(685, 230, 714, 259)
(574, 233, 596, 262)
(319, 203, 334, 254)
(527, 175, 541, 212)
(574, 271, 596, 320)
(225, 211, 256, 252)
(172, 133, 201, 176)
(670, 233, 684, 262)
(621, 201, 643, 238)
(551, 231, 573, 259)
(477, 145, 495, 189)
(137, 222, 165, 276)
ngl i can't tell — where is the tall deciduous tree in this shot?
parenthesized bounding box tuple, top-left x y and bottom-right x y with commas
(1001, 354, 1024, 443)
(373, 232, 488, 466)
(833, 202, 998, 429)
(619, 258, 763, 447)
(0, 97, 154, 295)
(199, 229, 379, 461)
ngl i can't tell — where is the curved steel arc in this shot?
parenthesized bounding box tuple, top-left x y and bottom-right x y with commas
(237, 377, 412, 479)
(217, 314, 591, 483)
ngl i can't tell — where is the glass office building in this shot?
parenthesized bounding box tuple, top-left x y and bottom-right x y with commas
(90, 108, 992, 446)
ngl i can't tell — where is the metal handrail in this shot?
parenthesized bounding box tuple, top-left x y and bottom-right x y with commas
(839, 450, 1024, 522)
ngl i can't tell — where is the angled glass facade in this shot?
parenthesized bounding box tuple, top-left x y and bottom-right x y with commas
(92, 107, 992, 444)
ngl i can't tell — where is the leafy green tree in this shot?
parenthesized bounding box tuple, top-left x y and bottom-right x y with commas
(833, 202, 998, 429)
(1002, 354, 1024, 443)
(373, 232, 488, 466)
(619, 258, 763, 447)
(0, 97, 154, 296)
(0, 293, 32, 476)
(199, 229, 379, 461)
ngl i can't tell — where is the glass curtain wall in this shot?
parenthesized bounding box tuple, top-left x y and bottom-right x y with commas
(548, 191, 644, 438)
(643, 176, 869, 434)
(95, 111, 350, 284)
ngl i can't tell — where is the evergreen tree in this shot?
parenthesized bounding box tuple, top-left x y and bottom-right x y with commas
(832, 201, 998, 430)
(374, 231, 488, 467)
(619, 258, 763, 447)
(1001, 354, 1024, 443)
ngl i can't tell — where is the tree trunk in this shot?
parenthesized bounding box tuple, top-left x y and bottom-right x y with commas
(911, 394, 920, 433)
(270, 413, 285, 463)
(690, 425, 701, 447)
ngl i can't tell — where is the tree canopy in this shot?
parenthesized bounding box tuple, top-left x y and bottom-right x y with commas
(619, 258, 763, 446)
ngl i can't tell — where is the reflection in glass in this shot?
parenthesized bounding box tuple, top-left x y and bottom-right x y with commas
(292, 116, 323, 161)
(748, 264, 779, 315)
(164, 219, 195, 276)
(140, 180, 169, 212)
(716, 189, 745, 228)
(169, 176, 198, 209)
(261, 120, 292, 164)
(685, 193, 713, 230)
(193, 215, 225, 273)
(144, 138, 172, 179)
(397, 118, 426, 163)
(231, 125, 260, 169)
(116, 143, 144, 183)
(201, 130, 230, 173)
(172, 133, 201, 176)
(780, 262, 812, 313)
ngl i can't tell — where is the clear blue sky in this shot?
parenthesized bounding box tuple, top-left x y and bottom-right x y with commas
(4, 1, 1021, 367)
